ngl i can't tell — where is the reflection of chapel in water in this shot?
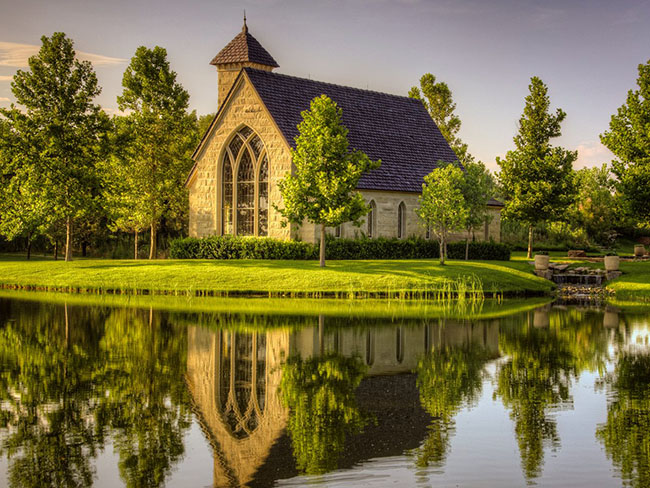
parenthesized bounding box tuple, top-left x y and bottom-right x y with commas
(185, 317, 499, 487)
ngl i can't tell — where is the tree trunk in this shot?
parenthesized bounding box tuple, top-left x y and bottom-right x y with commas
(465, 229, 470, 261)
(149, 222, 157, 260)
(527, 226, 533, 259)
(439, 237, 445, 265)
(82, 241, 87, 257)
(26, 233, 32, 260)
(134, 230, 139, 260)
(54, 241, 59, 261)
(319, 223, 326, 268)
(65, 217, 72, 262)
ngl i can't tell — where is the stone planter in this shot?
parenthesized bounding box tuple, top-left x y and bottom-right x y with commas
(634, 244, 646, 257)
(604, 256, 620, 271)
(534, 255, 550, 270)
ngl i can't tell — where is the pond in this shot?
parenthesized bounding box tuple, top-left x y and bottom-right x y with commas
(0, 294, 648, 487)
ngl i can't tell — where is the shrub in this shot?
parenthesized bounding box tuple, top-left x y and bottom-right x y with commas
(170, 235, 510, 261)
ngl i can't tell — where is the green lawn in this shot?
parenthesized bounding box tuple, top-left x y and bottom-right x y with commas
(607, 261, 650, 301)
(0, 255, 554, 297)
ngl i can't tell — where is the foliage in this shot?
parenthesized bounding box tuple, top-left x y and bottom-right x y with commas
(170, 235, 511, 261)
(459, 161, 496, 258)
(0, 299, 192, 488)
(115, 45, 199, 259)
(494, 309, 608, 481)
(597, 352, 650, 488)
(413, 343, 491, 468)
(601, 59, 650, 229)
(276, 95, 380, 266)
(280, 354, 370, 474)
(497, 77, 576, 257)
(416, 164, 468, 264)
(568, 165, 618, 244)
(0, 32, 109, 261)
(409, 73, 472, 164)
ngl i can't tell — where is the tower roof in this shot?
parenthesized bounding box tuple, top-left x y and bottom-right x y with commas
(210, 20, 279, 68)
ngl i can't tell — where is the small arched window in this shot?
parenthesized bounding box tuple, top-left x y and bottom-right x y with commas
(367, 200, 376, 238)
(222, 127, 269, 236)
(334, 225, 342, 238)
(397, 202, 406, 239)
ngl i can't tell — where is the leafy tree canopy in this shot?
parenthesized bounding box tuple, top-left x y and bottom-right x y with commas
(277, 95, 380, 267)
(600, 59, 650, 227)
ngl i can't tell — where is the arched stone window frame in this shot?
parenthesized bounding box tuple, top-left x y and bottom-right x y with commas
(367, 200, 377, 239)
(397, 201, 406, 239)
(219, 125, 269, 236)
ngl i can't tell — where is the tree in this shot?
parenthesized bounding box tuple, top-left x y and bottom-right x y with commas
(276, 95, 380, 267)
(197, 112, 215, 137)
(116, 46, 198, 259)
(497, 77, 576, 258)
(416, 164, 468, 265)
(0, 33, 108, 261)
(600, 60, 650, 230)
(459, 161, 495, 259)
(570, 165, 617, 244)
(409, 73, 472, 165)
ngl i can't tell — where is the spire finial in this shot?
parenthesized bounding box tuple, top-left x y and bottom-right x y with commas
(243, 11, 248, 33)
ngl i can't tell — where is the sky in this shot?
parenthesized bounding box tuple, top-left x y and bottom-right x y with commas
(1, 0, 649, 171)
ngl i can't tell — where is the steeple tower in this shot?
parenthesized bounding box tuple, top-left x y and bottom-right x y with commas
(211, 19, 279, 108)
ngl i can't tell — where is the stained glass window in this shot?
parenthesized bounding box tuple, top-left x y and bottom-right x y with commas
(222, 126, 269, 236)
(237, 149, 255, 236)
(258, 155, 268, 236)
(222, 155, 233, 234)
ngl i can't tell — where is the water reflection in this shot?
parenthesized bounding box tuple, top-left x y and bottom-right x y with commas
(1, 296, 650, 487)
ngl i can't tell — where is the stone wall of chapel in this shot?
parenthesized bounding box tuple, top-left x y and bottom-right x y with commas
(297, 190, 502, 243)
(188, 76, 293, 240)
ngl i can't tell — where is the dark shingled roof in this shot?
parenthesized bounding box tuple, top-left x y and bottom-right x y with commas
(210, 24, 279, 68)
(245, 68, 459, 192)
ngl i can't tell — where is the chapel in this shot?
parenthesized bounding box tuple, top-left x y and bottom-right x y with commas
(186, 20, 503, 243)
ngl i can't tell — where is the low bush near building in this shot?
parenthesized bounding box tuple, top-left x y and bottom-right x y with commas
(170, 236, 510, 261)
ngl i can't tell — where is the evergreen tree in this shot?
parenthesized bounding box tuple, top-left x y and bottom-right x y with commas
(116, 46, 198, 259)
(497, 77, 576, 258)
(600, 59, 650, 230)
(276, 95, 380, 267)
(0, 33, 108, 261)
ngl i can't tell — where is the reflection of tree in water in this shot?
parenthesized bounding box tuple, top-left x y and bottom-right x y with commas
(414, 343, 491, 468)
(0, 301, 191, 488)
(0, 302, 108, 487)
(597, 352, 650, 488)
(280, 353, 371, 474)
(98, 307, 192, 488)
(494, 311, 607, 482)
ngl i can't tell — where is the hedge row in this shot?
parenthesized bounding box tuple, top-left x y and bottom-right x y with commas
(170, 235, 510, 261)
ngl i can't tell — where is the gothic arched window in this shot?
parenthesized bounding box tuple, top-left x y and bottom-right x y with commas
(367, 200, 377, 238)
(222, 127, 269, 236)
(397, 202, 406, 239)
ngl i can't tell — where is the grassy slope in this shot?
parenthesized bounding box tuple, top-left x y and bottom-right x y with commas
(0, 255, 553, 296)
(607, 261, 650, 301)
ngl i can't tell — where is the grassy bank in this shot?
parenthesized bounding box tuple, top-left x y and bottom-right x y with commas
(0, 289, 552, 321)
(0, 255, 553, 298)
(607, 261, 650, 302)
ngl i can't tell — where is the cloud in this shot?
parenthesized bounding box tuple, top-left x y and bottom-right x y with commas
(0, 97, 10, 102)
(0, 41, 126, 68)
(574, 141, 614, 169)
(0, 75, 12, 81)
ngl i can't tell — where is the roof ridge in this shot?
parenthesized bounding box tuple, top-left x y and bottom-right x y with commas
(244, 67, 421, 103)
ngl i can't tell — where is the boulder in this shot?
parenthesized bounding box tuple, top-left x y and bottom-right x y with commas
(568, 250, 587, 258)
